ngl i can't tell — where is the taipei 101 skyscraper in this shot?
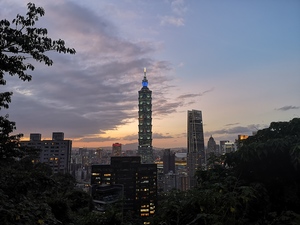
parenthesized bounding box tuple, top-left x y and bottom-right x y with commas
(138, 68, 154, 163)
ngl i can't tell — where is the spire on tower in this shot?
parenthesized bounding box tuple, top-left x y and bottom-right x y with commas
(142, 68, 148, 87)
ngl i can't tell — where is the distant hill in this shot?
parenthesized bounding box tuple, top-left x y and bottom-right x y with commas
(122, 142, 138, 150)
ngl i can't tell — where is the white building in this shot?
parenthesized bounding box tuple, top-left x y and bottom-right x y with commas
(20, 132, 72, 173)
(224, 142, 236, 154)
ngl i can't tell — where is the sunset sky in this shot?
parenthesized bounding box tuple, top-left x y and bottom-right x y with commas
(1, 0, 300, 149)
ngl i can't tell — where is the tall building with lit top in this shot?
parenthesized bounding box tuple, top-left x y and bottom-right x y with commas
(187, 110, 205, 188)
(112, 143, 122, 156)
(138, 68, 153, 163)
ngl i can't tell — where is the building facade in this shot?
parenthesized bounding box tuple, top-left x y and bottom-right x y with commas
(220, 140, 230, 155)
(224, 142, 236, 153)
(162, 149, 175, 174)
(187, 110, 205, 188)
(236, 134, 249, 150)
(138, 68, 153, 163)
(112, 143, 122, 156)
(91, 156, 157, 220)
(207, 135, 218, 156)
(20, 132, 72, 173)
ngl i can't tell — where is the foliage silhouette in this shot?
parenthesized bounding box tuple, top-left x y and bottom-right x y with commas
(152, 118, 300, 225)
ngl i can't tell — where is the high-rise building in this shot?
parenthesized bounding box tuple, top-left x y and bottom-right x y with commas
(112, 143, 122, 156)
(207, 135, 218, 156)
(187, 110, 205, 189)
(138, 68, 153, 163)
(163, 149, 175, 174)
(20, 132, 72, 173)
(91, 156, 157, 220)
(220, 140, 230, 155)
(236, 134, 249, 150)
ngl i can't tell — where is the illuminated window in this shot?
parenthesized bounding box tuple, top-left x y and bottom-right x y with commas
(104, 173, 111, 177)
(92, 172, 100, 176)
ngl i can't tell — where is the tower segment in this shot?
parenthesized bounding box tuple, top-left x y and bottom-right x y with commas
(138, 68, 153, 163)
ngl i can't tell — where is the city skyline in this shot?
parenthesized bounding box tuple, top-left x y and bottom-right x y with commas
(1, 0, 299, 148)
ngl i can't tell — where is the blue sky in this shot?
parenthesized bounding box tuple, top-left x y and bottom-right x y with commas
(1, 0, 299, 148)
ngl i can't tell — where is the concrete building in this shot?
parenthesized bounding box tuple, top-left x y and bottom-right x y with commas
(187, 110, 205, 189)
(20, 132, 72, 173)
(138, 68, 154, 163)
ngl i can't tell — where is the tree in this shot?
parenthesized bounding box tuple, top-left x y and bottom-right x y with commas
(0, 3, 78, 225)
(0, 2, 75, 161)
(225, 118, 300, 214)
(0, 114, 24, 161)
(153, 118, 300, 225)
(0, 2, 75, 108)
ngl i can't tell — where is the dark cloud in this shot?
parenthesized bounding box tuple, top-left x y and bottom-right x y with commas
(177, 88, 214, 100)
(276, 105, 300, 111)
(225, 122, 240, 126)
(153, 98, 183, 116)
(151, 88, 214, 117)
(77, 136, 118, 143)
(2, 1, 181, 144)
(206, 124, 262, 136)
(152, 133, 173, 139)
(123, 134, 138, 141)
(204, 124, 266, 144)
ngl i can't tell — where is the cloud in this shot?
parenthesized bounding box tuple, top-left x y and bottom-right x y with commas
(1, 0, 183, 144)
(170, 0, 187, 16)
(204, 124, 267, 143)
(151, 88, 214, 117)
(153, 133, 173, 139)
(123, 134, 138, 141)
(160, 16, 184, 27)
(77, 136, 118, 143)
(160, 0, 187, 27)
(206, 124, 262, 136)
(224, 122, 240, 126)
(177, 88, 214, 100)
(275, 105, 300, 111)
(153, 99, 183, 116)
(177, 62, 185, 67)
